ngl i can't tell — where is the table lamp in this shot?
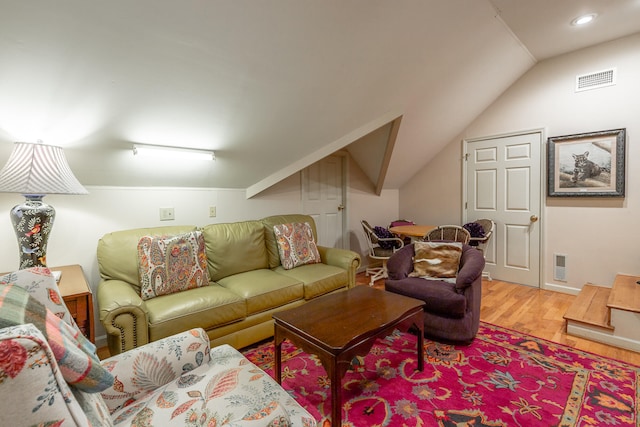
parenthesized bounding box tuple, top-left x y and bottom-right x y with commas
(0, 141, 88, 269)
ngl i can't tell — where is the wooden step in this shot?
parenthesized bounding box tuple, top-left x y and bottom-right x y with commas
(563, 284, 613, 331)
(608, 274, 640, 313)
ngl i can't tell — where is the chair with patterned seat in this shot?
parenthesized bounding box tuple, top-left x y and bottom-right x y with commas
(361, 220, 404, 286)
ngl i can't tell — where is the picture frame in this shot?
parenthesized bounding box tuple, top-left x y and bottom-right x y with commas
(547, 128, 626, 197)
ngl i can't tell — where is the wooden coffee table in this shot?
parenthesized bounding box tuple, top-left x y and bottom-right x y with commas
(273, 286, 425, 426)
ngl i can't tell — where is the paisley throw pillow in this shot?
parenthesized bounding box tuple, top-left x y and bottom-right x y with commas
(273, 222, 321, 270)
(137, 231, 210, 300)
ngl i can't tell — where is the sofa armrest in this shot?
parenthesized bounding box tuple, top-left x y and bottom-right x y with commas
(97, 279, 150, 356)
(455, 245, 485, 290)
(99, 328, 210, 414)
(318, 246, 361, 288)
(0, 324, 91, 427)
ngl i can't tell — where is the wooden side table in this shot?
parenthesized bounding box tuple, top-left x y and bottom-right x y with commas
(53, 264, 95, 343)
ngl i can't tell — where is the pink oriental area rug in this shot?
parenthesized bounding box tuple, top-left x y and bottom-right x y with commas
(242, 322, 639, 427)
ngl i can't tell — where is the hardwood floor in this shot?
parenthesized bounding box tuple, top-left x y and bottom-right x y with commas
(357, 272, 640, 366)
(98, 273, 640, 365)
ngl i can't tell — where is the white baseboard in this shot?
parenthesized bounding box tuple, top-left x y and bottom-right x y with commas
(96, 334, 107, 350)
(544, 282, 581, 295)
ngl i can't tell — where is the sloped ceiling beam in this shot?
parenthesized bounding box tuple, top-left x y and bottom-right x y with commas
(246, 110, 402, 198)
(346, 116, 401, 196)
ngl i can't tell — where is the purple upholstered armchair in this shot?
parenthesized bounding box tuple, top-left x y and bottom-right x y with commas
(384, 243, 485, 344)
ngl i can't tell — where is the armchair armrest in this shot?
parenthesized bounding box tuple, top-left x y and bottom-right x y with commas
(100, 328, 210, 414)
(317, 246, 361, 288)
(386, 244, 415, 280)
(97, 279, 149, 356)
(455, 245, 485, 290)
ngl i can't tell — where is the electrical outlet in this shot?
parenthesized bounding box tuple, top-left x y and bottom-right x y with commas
(159, 207, 175, 221)
(209, 206, 217, 218)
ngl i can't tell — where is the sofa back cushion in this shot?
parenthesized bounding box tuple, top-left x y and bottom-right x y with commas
(261, 214, 319, 269)
(201, 220, 269, 281)
(98, 226, 198, 293)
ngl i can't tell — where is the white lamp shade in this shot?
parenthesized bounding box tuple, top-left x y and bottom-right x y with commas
(0, 142, 88, 195)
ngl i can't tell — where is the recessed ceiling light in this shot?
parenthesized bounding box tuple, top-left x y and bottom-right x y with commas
(571, 13, 597, 26)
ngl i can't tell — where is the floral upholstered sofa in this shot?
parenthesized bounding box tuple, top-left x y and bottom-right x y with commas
(0, 268, 316, 427)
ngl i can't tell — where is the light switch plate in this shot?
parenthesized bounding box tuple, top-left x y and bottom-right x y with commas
(160, 207, 175, 221)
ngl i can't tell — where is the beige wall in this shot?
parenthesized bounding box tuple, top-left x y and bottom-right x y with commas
(401, 32, 640, 291)
(347, 155, 400, 265)
(0, 156, 398, 342)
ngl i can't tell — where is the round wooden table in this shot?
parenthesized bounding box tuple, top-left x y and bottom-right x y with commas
(389, 224, 436, 239)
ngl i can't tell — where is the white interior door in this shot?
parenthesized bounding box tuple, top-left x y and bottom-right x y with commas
(464, 131, 542, 287)
(302, 155, 346, 248)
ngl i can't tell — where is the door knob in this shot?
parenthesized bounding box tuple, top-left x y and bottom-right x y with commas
(530, 215, 538, 223)
(338, 205, 345, 211)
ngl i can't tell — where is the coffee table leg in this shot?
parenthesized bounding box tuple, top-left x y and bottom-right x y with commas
(274, 326, 283, 384)
(330, 357, 341, 427)
(417, 327, 424, 371)
(416, 313, 424, 371)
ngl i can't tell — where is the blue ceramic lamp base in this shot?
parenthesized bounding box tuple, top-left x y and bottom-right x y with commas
(10, 195, 54, 269)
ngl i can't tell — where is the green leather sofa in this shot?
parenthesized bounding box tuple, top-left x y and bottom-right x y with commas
(97, 214, 360, 355)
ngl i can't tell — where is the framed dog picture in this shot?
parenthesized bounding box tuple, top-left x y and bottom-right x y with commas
(547, 128, 626, 197)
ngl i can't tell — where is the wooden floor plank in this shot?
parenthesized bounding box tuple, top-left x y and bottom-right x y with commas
(479, 280, 639, 365)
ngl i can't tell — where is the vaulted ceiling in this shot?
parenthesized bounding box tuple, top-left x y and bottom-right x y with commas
(1, 1, 639, 194)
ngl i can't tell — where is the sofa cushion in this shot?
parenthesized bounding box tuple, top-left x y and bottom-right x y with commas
(137, 231, 210, 300)
(274, 263, 347, 299)
(385, 277, 467, 318)
(217, 269, 303, 315)
(98, 225, 198, 293)
(201, 221, 269, 281)
(409, 241, 462, 279)
(273, 222, 321, 270)
(262, 214, 320, 269)
(0, 283, 114, 392)
(145, 285, 246, 341)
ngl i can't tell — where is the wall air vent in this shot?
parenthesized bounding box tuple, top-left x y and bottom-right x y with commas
(576, 68, 616, 92)
(554, 253, 567, 282)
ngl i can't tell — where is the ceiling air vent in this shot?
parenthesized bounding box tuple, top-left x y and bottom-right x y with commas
(575, 68, 616, 92)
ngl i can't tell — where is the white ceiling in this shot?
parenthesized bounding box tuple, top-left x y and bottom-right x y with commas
(490, 0, 640, 60)
(1, 1, 639, 192)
